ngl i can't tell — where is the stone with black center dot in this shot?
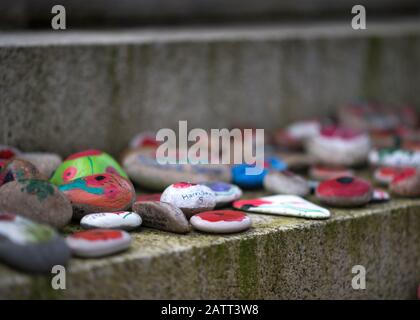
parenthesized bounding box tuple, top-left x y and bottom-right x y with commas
(200, 182, 242, 207)
(233, 195, 330, 219)
(160, 182, 216, 219)
(263, 170, 309, 196)
(0, 212, 71, 273)
(316, 176, 373, 207)
(390, 168, 420, 197)
(133, 201, 190, 234)
(66, 229, 131, 258)
(80, 211, 142, 230)
(190, 210, 252, 234)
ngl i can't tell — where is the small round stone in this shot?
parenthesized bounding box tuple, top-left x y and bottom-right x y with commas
(309, 165, 354, 181)
(0, 212, 71, 273)
(133, 201, 190, 234)
(59, 173, 136, 219)
(17, 152, 62, 178)
(389, 168, 420, 197)
(316, 176, 373, 207)
(66, 229, 131, 258)
(373, 166, 415, 186)
(80, 212, 142, 231)
(263, 170, 309, 196)
(50, 149, 128, 185)
(160, 182, 216, 219)
(0, 159, 46, 187)
(200, 182, 242, 207)
(190, 210, 251, 234)
(0, 179, 73, 228)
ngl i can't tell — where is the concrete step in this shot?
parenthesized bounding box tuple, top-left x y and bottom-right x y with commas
(1, 0, 419, 29)
(1, 192, 419, 299)
(1, 19, 420, 156)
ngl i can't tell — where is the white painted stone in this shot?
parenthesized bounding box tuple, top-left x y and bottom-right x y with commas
(233, 195, 330, 219)
(190, 210, 251, 234)
(371, 189, 390, 203)
(80, 211, 142, 231)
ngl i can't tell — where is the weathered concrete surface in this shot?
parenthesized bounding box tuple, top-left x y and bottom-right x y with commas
(1, 20, 420, 157)
(0, 193, 419, 299)
(1, 0, 419, 29)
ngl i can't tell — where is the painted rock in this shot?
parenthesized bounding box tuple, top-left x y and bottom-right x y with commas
(0, 145, 20, 160)
(0, 212, 71, 273)
(130, 131, 160, 149)
(316, 176, 373, 207)
(190, 210, 252, 234)
(200, 182, 242, 207)
(263, 170, 309, 196)
(132, 201, 190, 234)
(369, 148, 420, 168)
(274, 152, 314, 171)
(0, 159, 46, 187)
(274, 120, 321, 150)
(80, 211, 142, 231)
(373, 167, 415, 186)
(123, 147, 231, 191)
(233, 195, 330, 219)
(50, 149, 128, 185)
(160, 182, 216, 219)
(66, 229, 131, 258)
(59, 173, 136, 219)
(389, 168, 420, 197)
(370, 189, 390, 203)
(136, 193, 162, 202)
(0, 179, 72, 228)
(309, 165, 354, 181)
(17, 152, 62, 178)
(306, 126, 371, 166)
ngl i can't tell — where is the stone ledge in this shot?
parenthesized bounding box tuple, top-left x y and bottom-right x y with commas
(1, 193, 419, 299)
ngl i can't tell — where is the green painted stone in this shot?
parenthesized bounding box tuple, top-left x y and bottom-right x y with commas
(50, 150, 128, 185)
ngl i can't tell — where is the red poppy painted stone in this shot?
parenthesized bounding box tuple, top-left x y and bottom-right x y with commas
(80, 211, 142, 231)
(160, 182, 216, 219)
(233, 195, 330, 219)
(133, 201, 190, 234)
(309, 165, 354, 181)
(389, 169, 420, 197)
(136, 193, 162, 202)
(0, 212, 71, 273)
(263, 170, 309, 196)
(190, 210, 252, 234)
(0, 179, 73, 228)
(306, 126, 371, 166)
(66, 229, 131, 258)
(316, 176, 373, 207)
(0, 159, 46, 187)
(373, 167, 416, 186)
(58, 173, 136, 219)
(0, 145, 20, 160)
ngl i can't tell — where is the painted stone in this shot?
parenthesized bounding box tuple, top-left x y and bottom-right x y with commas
(50, 149, 128, 185)
(306, 126, 371, 166)
(136, 193, 162, 202)
(373, 167, 415, 186)
(389, 168, 420, 197)
(59, 173, 136, 219)
(370, 189, 390, 203)
(274, 152, 314, 171)
(80, 211, 142, 231)
(123, 147, 231, 191)
(233, 195, 330, 219)
(0, 159, 46, 187)
(17, 152, 62, 178)
(200, 182, 242, 207)
(263, 170, 309, 196)
(0, 145, 20, 160)
(132, 201, 190, 234)
(369, 148, 420, 168)
(190, 210, 252, 234)
(0, 179, 72, 228)
(130, 131, 160, 149)
(274, 120, 321, 150)
(0, 212, 71, 273)
(316, 176, 373, 207)
(66, 229, 131, 258)
(309, 165, 354, 181)
(160, 182, 216, 219)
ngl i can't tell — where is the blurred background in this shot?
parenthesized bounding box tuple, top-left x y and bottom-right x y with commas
(1, 1, 420, 156)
